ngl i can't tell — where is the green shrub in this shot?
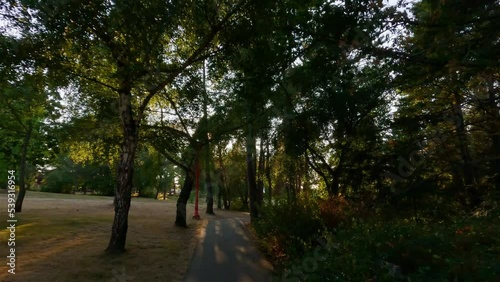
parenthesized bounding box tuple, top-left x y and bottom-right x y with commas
(282, 211, 500, 281)
(229, 197, 248, 211)
(255, 195, 325, 265)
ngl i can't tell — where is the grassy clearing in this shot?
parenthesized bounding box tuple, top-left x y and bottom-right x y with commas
(11, 190, 113, 200)
(0, 190, 202, 282)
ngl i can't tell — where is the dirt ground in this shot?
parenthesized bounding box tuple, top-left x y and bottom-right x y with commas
(0, 190, 204, 282)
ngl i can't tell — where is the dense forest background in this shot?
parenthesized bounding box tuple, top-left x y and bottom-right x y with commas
(1, 0, 498, 280)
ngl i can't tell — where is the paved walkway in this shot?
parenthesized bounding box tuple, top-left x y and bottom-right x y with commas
(184, 213, 273, 282)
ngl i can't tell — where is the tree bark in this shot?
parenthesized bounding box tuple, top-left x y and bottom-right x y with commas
(156, 176, 161, 200)
(452, 90, 476, 194)
(205, 174, 214, 214)
(175, 166, 195, 227)
(202, 59, 215, 215)
(265, 137, 272, 203)
(485, 73, 500, 192)
(106, 89, 138, 254)
(175, 145, 198, 227)
(216, 145, 229, 209)
(257, 137, 265, 205)
(205, 143, 214, 214)
(247, 120, 259, 221)
(305, 148, 338, 197)
(155, 153, 161, 200)
(302, 154, 310, 195)
(306, 145, 341, 196)
(217, 187, 222, 209)
(15, 121, 32, 213)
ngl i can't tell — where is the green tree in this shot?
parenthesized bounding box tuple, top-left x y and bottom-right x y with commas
(0, 69, 60, 211)
(392, 0, 500, 206)
(8, 0, 249, 252)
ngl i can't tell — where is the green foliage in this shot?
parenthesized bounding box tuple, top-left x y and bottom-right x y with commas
(133, 146, 174, 199)
(1, 0, 498, 264)
(260, 196, 500, 281)
(133, 148, 159, 198)
(309, 211, 500, 281)
(84, 164, 115, 196)
(255, 195, 325, 263)
(227, 197, 247, 211)
(41, 168, 75, 194)
(220, 141, 249, 206)
(40, 156, 115, 195)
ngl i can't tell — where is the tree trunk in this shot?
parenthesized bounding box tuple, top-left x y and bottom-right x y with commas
(175, 145, 198, 227)
(452, 90, 476, 197)
(302, 154, 310, 195)
(202, 60, 215, 215)
(155, 176, 161, 200)
(307, 145, 341, 196)
(163, 179, 167, 200)
(155, 153, 161, 200)
(205, 177, 214, 214)
(257, 137, 265, 205)
(216, 169, 222, 209)
(106, 89, 138, 254)
(217, 189, 222, 209)
(15, 121, 32, 213)
(486, 73, 500, 192)
(175, 166, 195, 227)
(265, 138, 272, 203)
(205, 145, 214, 214)
(217, 146, 230, 209)
(246, 121, 258, 221)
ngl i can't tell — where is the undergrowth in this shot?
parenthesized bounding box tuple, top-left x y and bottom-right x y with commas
(254, 195, 500, 281)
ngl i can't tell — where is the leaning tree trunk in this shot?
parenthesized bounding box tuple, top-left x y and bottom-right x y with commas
(175, 166, 195, 227)
(106, 89, 139, 254)
(15, 121, 32, 213)
(175, 144, 198, 227)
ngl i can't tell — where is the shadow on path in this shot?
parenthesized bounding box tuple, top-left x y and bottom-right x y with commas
(184, 213, 272, 282)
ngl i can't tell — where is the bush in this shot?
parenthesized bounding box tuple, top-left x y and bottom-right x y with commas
(283, 210, 500, 281)
(255, 195, 325, 265)
(317, 196, 350, 229)
(229, 197, 248, 211)
(41, 169, 75, 194)
(255, 193, 500, 281)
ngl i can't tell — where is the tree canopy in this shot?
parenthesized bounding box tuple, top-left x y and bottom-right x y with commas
(1, 0, 498, 278)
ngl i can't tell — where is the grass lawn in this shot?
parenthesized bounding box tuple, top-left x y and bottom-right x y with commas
(0, 190, 202, 282)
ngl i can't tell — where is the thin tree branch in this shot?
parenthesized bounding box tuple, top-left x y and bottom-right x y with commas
(69, 71, 119, 92)
(162, 91, 192, 137)
(139, 0, 248, 121)
(4, 101, 28, 132)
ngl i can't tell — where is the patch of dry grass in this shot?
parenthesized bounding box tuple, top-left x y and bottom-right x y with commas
(0, 190, 202, 282)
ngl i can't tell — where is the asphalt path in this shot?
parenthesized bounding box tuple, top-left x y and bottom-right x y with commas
(184, 213, 273, 282)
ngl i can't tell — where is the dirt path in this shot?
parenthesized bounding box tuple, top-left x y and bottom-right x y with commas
(184, 211, 273, 282)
